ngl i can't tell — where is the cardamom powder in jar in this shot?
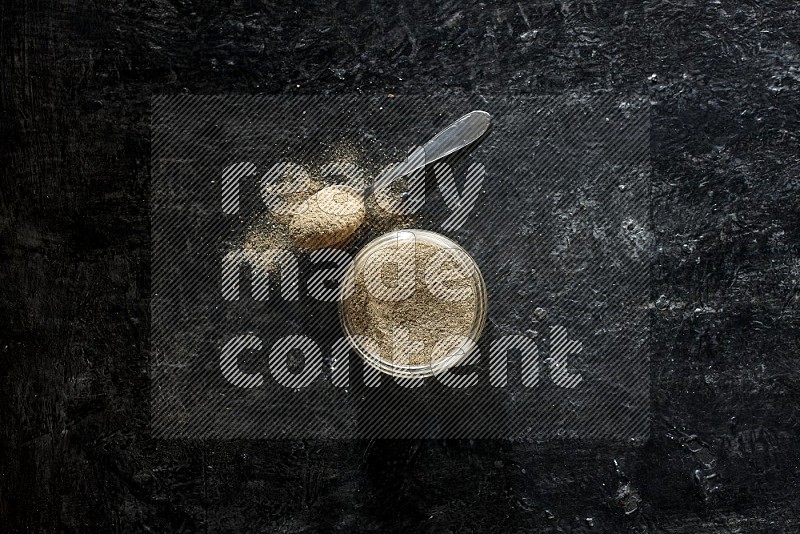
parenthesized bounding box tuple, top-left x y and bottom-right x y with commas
(340, 230, 487, 377)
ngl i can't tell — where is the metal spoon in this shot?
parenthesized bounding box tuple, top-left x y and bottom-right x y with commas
(289, 110, 492, 250)
(364, 110, 492, 198)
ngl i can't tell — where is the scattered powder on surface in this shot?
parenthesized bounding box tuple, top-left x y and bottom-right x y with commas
(243, 212, 292, 252)
(342, 242, 478, 366)
(243, 170, 321, 253)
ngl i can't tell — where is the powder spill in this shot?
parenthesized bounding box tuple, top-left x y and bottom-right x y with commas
(243, 212, 292, 251)
(342, 238, 482, 367)
(262, 172, 323, 225)
(243, 155, 415, 255)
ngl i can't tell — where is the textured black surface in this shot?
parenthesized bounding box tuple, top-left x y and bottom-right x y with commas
(1, 0, 798, 531)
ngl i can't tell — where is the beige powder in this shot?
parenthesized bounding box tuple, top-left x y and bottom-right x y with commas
(263, 174, 323, 225)
(245, 170, 414, 254)
(342, 241, 478, 366)
(288, 185, 365, 250)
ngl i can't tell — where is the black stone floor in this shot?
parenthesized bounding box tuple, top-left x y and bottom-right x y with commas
(1, 1, 798, 531)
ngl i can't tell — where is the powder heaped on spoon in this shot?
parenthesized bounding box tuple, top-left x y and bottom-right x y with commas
(288, 185, 365, 250)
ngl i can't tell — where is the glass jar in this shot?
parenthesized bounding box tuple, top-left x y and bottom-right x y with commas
(339, 229, 488, 378)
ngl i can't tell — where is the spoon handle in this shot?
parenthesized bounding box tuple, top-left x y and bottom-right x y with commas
(364, 110, 491, 198)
